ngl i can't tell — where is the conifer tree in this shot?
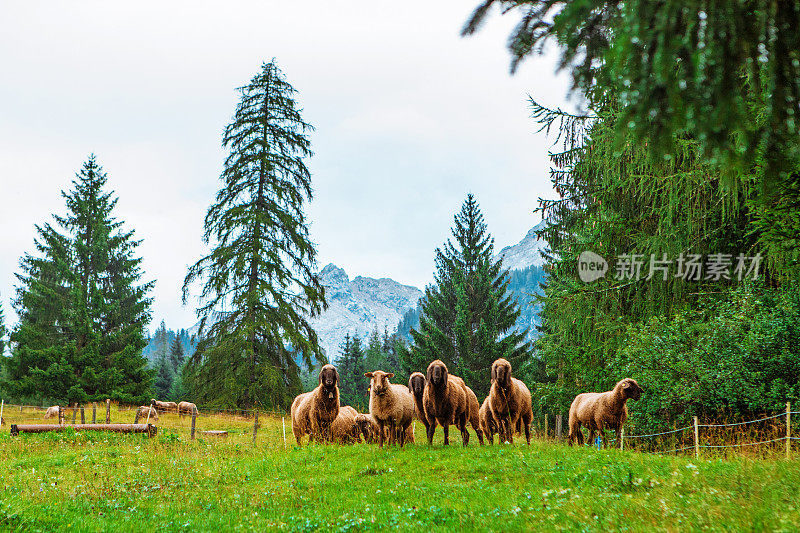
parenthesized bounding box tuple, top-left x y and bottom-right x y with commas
(336, 333, 366, 408)
(169, 335, 185, 373)
(405, 195, 531, 396)
(153, 353, 174, 400)
(3, 156, 152, 403)
(182, 61, 326, 409)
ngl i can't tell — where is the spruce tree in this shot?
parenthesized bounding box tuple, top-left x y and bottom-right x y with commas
(336, 333, 366, 408)
(4, 156, 152, 404)
(405, 194, 531, 397)
(169, 335, 185, 373)
(182, 61, 326, 409)
(153, 353, 174, 400)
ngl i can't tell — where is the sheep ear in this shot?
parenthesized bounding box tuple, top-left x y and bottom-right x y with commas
(426, 365, 433, 383)
(334, 368, 339, 384)
(386, 373, 394, 379)
(491, 364, 497, 383)
(364, 372, 373, 378)
(318, 369, 323, 384)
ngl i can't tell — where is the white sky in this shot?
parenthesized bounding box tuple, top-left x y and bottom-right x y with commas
(0, 1, 575, 332)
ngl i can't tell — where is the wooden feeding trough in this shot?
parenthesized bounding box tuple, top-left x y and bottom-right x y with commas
(10, 423, 157, 438)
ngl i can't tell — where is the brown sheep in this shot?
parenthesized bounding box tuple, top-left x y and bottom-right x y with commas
(151, 399, 178, 413)
(355, 413, 379, 443)
(44, 406, 60, 419)
(136, 405, 159, 421)
(307, 364, 341, 442)
(422, 360, 470, 446)
(479, 396, 498, 444)
(365, 370, 415, 447)
(331, 405, 362, 444)
(488, 358, 533, 444)
(290, 391, 313, 445)
(177, 401, 198, 416)
(568, 378, 643, 448)
(450, 375, 485, 445)
(408, 372, 428, 435)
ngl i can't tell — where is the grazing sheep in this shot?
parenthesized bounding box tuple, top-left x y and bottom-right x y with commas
(488, 358, 533, 444)
(365, 370, 415, 447)
(450, 375, 485, 445)
(136, 405, 159, 421)
(355, 413, 379, 443)
(331, 405, 361, 444)
(290, 392, 313, 445)
(568, 378, 643, 448)
(422, 360, 470, 446)
(44, 406, 60, 419)
(306, 364, 341, 442)
(150, 399, 178, 413)
(479, 396, 498, 445)
(177, 401, 198, 416)
(408, 372, 429, 435)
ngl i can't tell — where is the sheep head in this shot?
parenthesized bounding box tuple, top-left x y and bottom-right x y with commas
(408, 372, 426, 398)
(365, 370, 394, 397)
(319, 364, 339, 399)
(491, 358, 512, 389)
(426, 359, 448, 387)
(618, 378, 643, 400)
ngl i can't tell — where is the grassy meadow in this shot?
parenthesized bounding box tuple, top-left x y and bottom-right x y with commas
(1, 406, 799, 532)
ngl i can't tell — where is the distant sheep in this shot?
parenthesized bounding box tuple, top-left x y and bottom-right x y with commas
(488, 358, 533, 444)
(177, 401, 198, 417)
(365, 370, 415, 447)
(568, 378, 643, 448)
(151, 399, 178, 413)
(408, 372, 429, 435)
(307, 364, 341, 442)
(422, 360, 470, 446)
(136, 405, 159, 421)
(44, 406, 60, 419)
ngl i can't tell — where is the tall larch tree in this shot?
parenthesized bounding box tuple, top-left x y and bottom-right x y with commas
(405, 194, 531, 397)
(183, 60, 326, 410)
(4, 156, 152, 404)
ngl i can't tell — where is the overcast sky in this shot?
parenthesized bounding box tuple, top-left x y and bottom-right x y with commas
(0, 1, 575, 332)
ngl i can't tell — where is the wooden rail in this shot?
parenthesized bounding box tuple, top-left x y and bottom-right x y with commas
(10, 423, 157, 437)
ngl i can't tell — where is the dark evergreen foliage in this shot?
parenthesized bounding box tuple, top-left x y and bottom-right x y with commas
(336, 334, 367, 409)
(3, 156, 153, 404)
(182, 61, 326, 409)
(404, 195, 532, 397)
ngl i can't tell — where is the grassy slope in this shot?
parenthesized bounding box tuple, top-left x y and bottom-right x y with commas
(1, 419, 799, 533)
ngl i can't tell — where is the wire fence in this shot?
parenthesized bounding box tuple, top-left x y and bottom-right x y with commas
(2, 399, 798, 458)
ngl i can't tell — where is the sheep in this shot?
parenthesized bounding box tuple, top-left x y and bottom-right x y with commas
(151, 399, 178, 413)
(330, 405, 361, 444)
(306, 364, 341, 443)
(135, 405, 159, 421)
(354, 413, 379, 443)
(177, 401, 198, 416)
(290, 391, 313, 445)
(44, 406, 60, 419)
(568, 378, 643, 448)
(449, 375, 485, 445)
(422, 360, 470, 446)
(364, 370, 415, 447)
(408, 372, 429, 435)
(488, 358, 533, 444)
(479, 396, 498, 444)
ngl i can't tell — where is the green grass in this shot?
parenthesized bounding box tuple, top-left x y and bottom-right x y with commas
(1, 415, 799, 532)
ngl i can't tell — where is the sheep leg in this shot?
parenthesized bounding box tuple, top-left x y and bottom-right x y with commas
(377, 420, 385, 448)
(399, 423, 406, 448)
(426, 419, 437, 445)
(587, 428, 595, 447)
(460, 413, 469, 447)
(601, 430, 608, 449)
(615, 427, 622, 449)
(523, 417, 531, 445)
(442, 424, 450, 446)
(476, 427, 484, 446)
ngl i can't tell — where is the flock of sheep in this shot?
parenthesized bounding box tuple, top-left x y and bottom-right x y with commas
(42, 399, 199, 422)
(290, 357, 643, 448)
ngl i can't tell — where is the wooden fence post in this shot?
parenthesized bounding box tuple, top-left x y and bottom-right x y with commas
(556, 414, 563, 441)
(71, 403, 77, 424)
(253, 410, 259, 446)
(620, 427, 624, 451)
(190, 407, 197, 439)
(92, 403, 97, 424)
(544, 414, 548, 441)
(58, 405, 64, 425)
(134, 409, 140, 424)
(787, 402, 791, 460)
(282, 416, 287, 448)
(105, 399, 111, 424)
(693, 416, 700, 459)
(80, 405, 85, 424)
(0, 399, 4, 426)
